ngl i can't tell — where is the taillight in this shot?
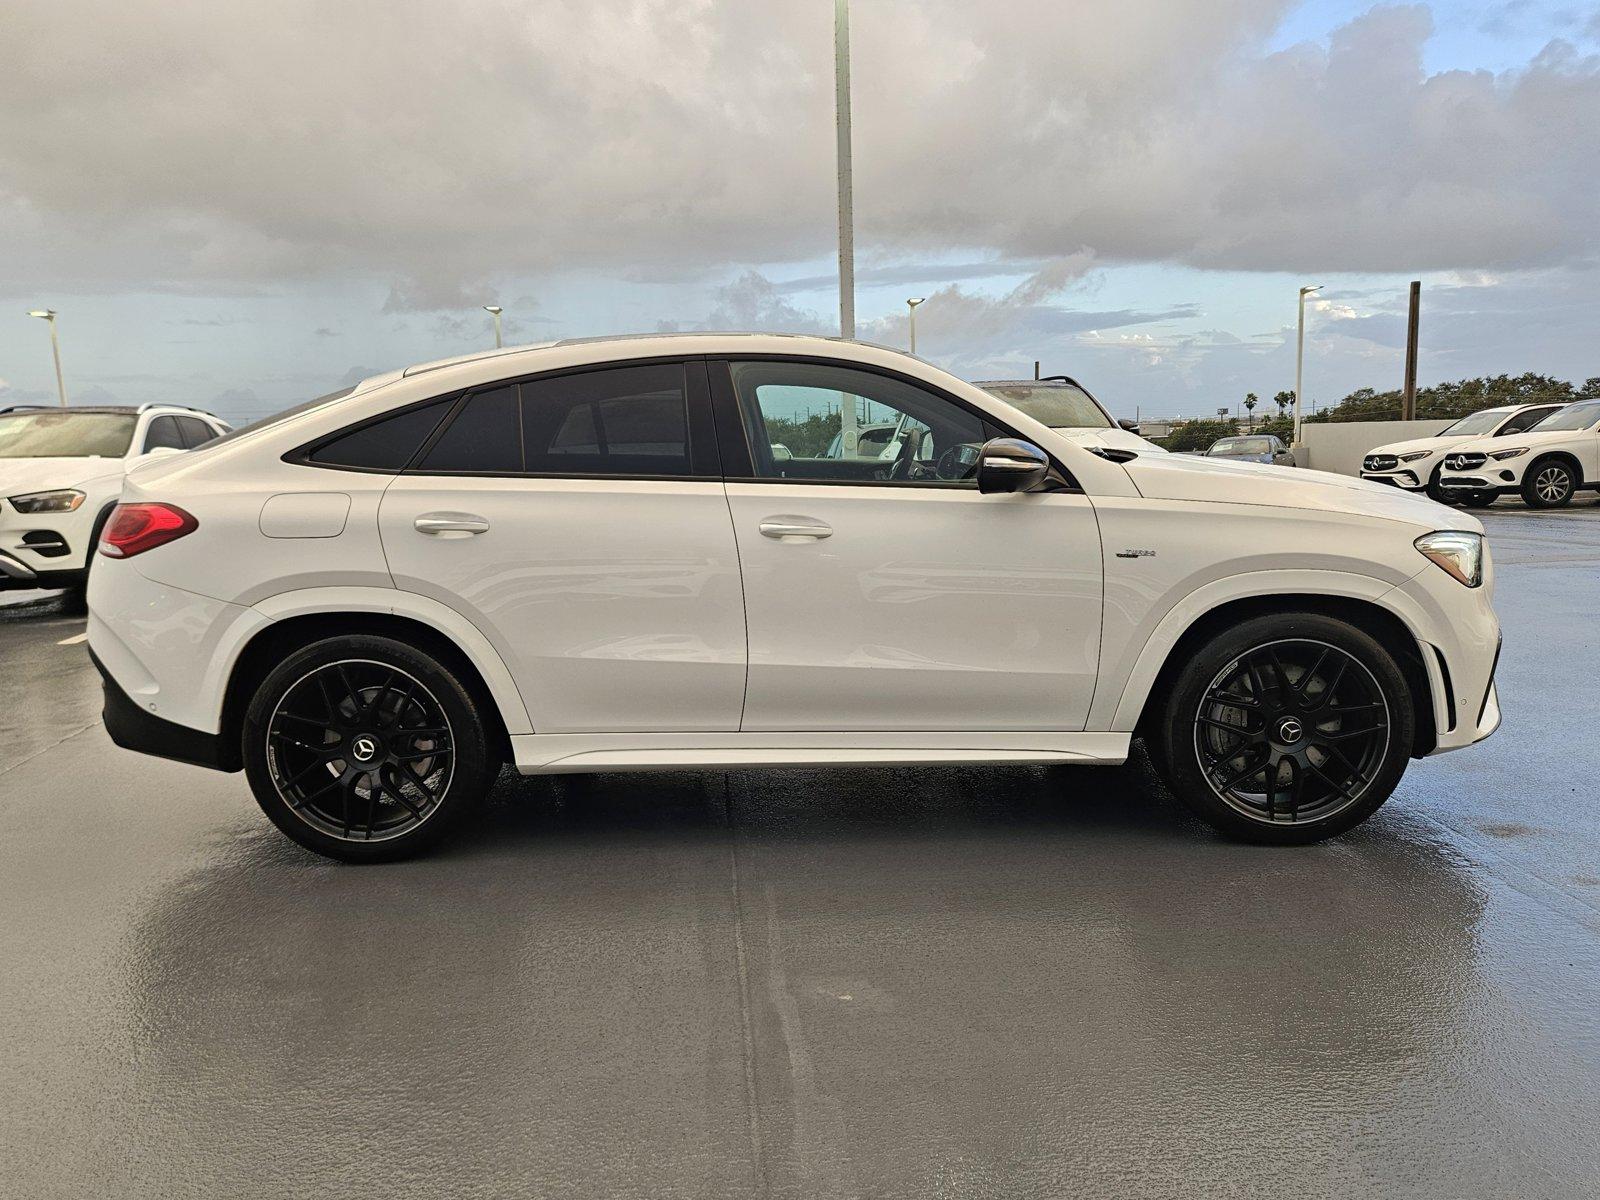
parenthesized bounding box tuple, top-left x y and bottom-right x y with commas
(99, 503, 198, 558)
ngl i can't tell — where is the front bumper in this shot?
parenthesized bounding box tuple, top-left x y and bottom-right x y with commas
(88, 647, 235, 772)
(1360, 469, 1424, 490)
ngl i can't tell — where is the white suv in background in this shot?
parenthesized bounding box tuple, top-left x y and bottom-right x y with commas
(87, 335, 1501, 862)
(1360, 402, 1567, 503)
(0, 404, 229, 596)
(1439, 397, 1600, 509)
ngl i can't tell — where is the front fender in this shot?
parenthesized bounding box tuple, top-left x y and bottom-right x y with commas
(1096, 567, 1446, 738)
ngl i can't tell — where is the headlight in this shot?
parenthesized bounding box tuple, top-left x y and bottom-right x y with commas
(7, 489, 85, 513)
(1489, 447, 1528, 461)
(1415, 530, 1483, 588)
(1398, 450, 1432, 462)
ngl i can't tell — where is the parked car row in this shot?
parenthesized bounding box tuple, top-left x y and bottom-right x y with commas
(1359, 402, 1571, 504)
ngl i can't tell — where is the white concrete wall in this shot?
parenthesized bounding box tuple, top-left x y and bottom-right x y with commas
(1297, 420, 1454, 477)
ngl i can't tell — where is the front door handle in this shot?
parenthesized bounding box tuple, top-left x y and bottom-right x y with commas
(759, 516, 832, 541)
(415, 512, 490, 537)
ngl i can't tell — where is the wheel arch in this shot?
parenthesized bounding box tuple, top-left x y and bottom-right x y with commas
(1523, 449, 1584, 488)
(216, 609, 519, 772)
(1122, 590, 1441, 759)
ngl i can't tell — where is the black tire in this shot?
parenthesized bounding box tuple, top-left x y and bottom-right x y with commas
(242, 634, 497, 862)
(1521, 457, 1577, 509)
(1458, 491, 1495, 509)
(59, 504, 118, 614)
(1425, 465, 1455, 504)
(1155, 613, 1415, 845)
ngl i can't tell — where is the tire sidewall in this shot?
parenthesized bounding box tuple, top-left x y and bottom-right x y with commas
(242, 634, 494, 862)
(1158, 613, 1416, 844)
(1522, 457, 1575, 508)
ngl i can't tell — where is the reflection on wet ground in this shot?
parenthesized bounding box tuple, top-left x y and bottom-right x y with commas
(1, 510, 1598, 1197)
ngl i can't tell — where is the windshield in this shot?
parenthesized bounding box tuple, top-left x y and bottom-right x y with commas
(1524, 399, 1600, 432)
(0, 411, 137, 458)
(980, 383, 1112, 429)
(1440, 409, 1513, 437)
(1211, 438, 1270, 455)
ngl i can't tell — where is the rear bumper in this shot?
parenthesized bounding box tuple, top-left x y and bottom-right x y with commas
(89, 647, 236, 772)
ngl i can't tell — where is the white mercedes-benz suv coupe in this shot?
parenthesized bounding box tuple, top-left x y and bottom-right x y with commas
(1438, 396, 1600, 509)
(1359, 402, 1567, 503)
(1, 403, 228, 598)
(86, 335, 1502, 862)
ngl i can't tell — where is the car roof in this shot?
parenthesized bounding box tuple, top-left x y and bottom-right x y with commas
(0, 404, 222, 418)
(394, 332, 904, 382)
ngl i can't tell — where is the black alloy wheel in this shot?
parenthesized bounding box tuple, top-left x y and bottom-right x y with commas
(243, 635, 496, 862)
(1193, 639, 1389, 826)
(1156, 613, 1415, 844)
(266, 659, 453, 842)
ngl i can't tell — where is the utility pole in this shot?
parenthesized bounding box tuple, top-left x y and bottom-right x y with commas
(1293, 284, 1322, 445)
(1402, 281, 1421, 421)
(1033, 361, 1040, 380)
(833, 0, 856, 453)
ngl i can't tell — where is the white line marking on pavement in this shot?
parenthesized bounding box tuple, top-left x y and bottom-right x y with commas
(57, 632, 89, 645)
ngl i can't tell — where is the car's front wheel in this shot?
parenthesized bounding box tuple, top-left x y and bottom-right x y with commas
(1522, 457, 1577, 509)
(1458, 491, 1496, 509)
(1155, 613, 1415, 844)
(1425, 465, 1455, 504)
(242, 635, 498, 862)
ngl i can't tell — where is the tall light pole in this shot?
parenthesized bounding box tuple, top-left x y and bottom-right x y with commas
(27, 310, 67, 407)
(833, 0, 856, 453)
(1292, 284, 1321, 446)
(483, 305, 503, 349)
(906, 297, 924, 355)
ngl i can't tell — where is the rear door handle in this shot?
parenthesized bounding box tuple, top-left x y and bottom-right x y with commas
(415, 512, 490, 537)
(759, 516, 832, 541)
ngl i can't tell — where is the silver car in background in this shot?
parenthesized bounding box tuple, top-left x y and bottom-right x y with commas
(1206, 435, 1296, 466)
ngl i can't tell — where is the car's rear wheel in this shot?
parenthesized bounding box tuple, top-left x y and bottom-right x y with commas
(242, 635, 497, 862)
(1522, 457, 1577, 509)
(1156, 613, 1415, 844)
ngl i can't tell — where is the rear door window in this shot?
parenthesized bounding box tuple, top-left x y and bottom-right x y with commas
(418, 387, 523, 473)
(522, 364, 691, 476)
(143, 416, 185, 452)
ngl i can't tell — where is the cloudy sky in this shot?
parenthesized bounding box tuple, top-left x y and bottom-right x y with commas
(1, 0, 1596, 423)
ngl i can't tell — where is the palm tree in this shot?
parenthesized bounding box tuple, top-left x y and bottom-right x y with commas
(1273, 389, 1294, 418)
(1243, 393, 1258, 430)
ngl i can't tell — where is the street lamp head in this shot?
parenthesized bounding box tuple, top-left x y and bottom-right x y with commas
(906, 297, 925, 308)
(1299, 285, 1323, 297)
(27, 309, 55, 319)
(483, 305, 502, 315)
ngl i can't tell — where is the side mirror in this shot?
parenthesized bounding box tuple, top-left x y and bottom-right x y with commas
(976, 438, 1049, 494)
(769, 443, 792, 463)
(1118, 418, 1141, 433)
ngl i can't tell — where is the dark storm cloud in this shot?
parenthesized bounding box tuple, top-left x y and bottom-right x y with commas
(1, 1, 1596, 301)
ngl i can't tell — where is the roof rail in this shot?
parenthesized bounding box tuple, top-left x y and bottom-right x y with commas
(0, 404, 55, 414)
(136, 402, 215, 416)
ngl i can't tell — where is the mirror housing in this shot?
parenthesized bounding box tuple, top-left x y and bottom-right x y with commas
(976, 438, 1049, 494)
(1118, 418, 1141, 433)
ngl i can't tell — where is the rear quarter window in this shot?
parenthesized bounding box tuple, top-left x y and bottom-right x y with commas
(307, 398, 456, 471)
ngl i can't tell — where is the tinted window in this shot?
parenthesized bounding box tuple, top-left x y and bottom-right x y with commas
(730, 361, 995, 485)
(309, 398, 454, 470)
(176, 416, 219, 448)
(419, 387, 523, 473)
(1499, 407, 1558, 435)
(523, 364, 691, 475)
(143, 416, 185, 451)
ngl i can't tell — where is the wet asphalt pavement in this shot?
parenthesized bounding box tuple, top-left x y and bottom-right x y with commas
(2, 506, 1598, 1198)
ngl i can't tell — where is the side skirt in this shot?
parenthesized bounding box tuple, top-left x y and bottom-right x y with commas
(511, 731, 1132, 774)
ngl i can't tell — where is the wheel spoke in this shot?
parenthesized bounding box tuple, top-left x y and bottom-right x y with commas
(394, 746, 453, 764)
(272, 729, 329, 755)
(1213, 750, 1272, 792)
(1198, 714, 1257, 741)
(1319, 723, 1386, 742)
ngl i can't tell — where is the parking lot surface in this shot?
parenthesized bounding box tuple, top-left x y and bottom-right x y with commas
(2, 507, 1598, 1198)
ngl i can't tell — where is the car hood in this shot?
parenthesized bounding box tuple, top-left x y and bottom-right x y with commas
(1450, 429, 1581, 455)
(1121, 450, 1481, 531)
(0, 456, 121, 496)
(1055, 426, 1162, 453)
(1369, 435, 1458, 455)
